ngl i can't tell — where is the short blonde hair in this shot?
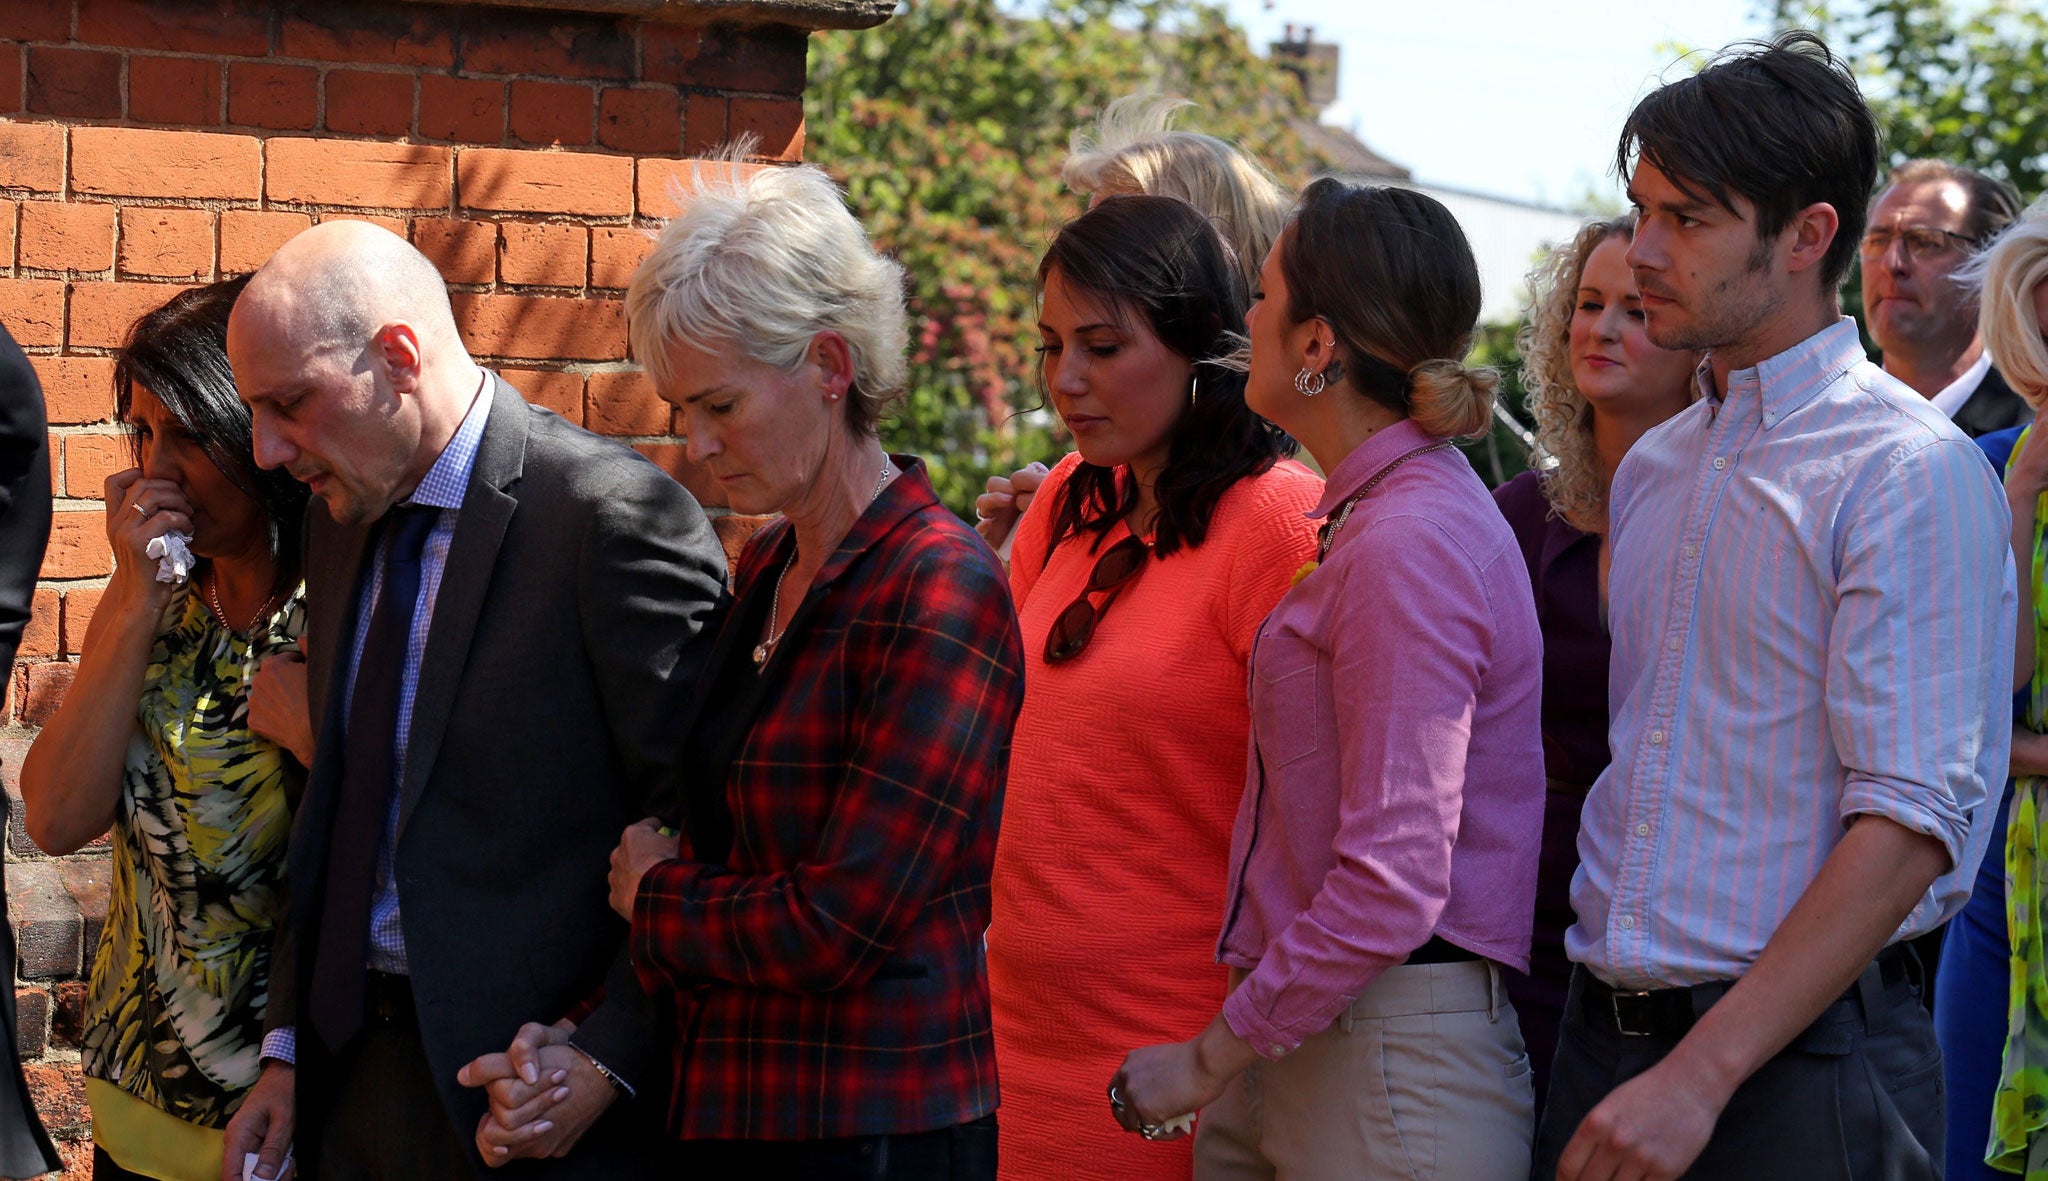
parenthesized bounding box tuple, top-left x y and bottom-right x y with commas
(626, 160, 908, 436)
(1518, 216, 1632, 533)
(1975, 199, 2048, 408)
(1062, 96, 1292, 296)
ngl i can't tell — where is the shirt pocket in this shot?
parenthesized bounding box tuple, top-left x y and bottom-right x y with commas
(1253, 629, 1322, 768)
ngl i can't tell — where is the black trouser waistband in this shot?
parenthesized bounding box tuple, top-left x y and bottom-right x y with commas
(1578, 943, 1914, 1038)
(363, 969, 416, 1027)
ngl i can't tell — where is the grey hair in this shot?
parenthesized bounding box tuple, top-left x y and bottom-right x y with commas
(626, 158, 909, 436)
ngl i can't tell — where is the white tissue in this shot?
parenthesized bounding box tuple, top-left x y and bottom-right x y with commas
(144, 530, 195, 584)
(1158, 1112, 1196, 1137)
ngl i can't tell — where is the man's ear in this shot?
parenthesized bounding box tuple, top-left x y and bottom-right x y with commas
(1784, 201, 1841, 278)
(373, 323, 425, 394)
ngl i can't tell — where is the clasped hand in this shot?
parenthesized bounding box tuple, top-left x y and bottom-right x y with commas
(456, 1021, 616, 1165)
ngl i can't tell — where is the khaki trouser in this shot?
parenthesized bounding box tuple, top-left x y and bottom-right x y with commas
(1195, 960, 1534, 1181)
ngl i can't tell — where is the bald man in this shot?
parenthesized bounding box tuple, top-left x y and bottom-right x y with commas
(219, 222, 726, 1179)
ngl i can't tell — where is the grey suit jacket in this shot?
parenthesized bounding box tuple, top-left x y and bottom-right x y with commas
(0, 326, 60, 1177)
(276, 374, 727, 1175)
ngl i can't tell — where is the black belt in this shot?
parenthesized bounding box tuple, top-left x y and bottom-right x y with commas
(364, 969, 416, 1027)
(1580, 944, 1913, 1038)
(1406, 935, 1480, 966)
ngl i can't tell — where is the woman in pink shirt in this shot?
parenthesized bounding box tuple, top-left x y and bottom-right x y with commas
(1111, 179, 1546, 1180)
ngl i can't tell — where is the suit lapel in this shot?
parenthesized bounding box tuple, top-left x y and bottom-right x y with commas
(395, 376, 527, 835)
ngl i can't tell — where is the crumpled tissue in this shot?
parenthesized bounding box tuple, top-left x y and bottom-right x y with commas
(144, 530, 196, 584)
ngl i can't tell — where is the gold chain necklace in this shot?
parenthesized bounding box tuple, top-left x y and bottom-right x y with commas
(753, 457, 894, 668)
(206, 568, 278, 637)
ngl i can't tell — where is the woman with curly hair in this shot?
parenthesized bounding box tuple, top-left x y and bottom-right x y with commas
(1490, 215, 1697, 1103)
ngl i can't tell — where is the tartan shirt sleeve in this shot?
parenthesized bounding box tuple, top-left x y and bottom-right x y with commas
(631, 536, 1024, 994)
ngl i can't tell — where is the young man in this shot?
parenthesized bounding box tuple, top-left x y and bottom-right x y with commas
(1540, 33, 2016, 1181)
(1862, 159, 2028, 437)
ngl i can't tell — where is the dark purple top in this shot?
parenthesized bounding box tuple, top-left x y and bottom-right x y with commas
(1490, 469, 1609, 1108)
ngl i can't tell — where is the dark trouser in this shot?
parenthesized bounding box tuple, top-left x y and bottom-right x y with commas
(1935, 778, 2016, 1181)
(310, 978, 475, 1181)
(671, 1114, 997, 1180)
(1535, 955, 1943, 1180)
(93, 1145, 153, 1181)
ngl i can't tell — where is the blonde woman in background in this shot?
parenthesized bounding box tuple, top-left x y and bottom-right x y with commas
(976, 96, 1294, 546)
(1488, 214, 1698, 1108)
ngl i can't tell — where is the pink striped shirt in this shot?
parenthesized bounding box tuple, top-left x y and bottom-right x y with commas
(1569, 319, 2016, 990)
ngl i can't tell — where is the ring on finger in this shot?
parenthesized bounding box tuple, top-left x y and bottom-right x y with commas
(133, 502, 151, 518)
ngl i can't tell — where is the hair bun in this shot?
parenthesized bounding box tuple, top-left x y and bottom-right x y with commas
(1406, 358, 1499, 439)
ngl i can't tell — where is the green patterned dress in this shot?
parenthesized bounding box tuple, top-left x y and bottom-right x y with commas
(82, 584, 303, 1169)
(1993, 427, 2048, 1175)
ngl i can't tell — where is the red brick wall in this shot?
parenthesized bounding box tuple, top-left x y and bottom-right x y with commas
(0, 1, 803, 1168)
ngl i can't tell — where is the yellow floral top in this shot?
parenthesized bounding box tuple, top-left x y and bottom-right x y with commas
(84, 584, 303, 1141)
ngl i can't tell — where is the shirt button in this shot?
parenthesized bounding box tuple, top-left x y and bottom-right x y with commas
(1269, 1044, 1288, 1056)
(1668, 637, 1681, 651)
(1684, 544, 1699, 559)
(1713, 456, 1728, 470)
(1649, 729, 1665, 744)
(1619, 914, 1636, 930)
(1635, 822, 1651, 837)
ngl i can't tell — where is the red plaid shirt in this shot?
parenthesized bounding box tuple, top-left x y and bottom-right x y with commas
(632, 459, 1025, 1140)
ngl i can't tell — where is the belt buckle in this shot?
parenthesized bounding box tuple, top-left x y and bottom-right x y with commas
(1609, 990, 1659, 1037)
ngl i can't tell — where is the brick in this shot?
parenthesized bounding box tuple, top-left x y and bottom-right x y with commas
(0, 735, 27, 793)
(0, 45, 22, 117)
(49, 980, 85, 1050)
(21, 1062, 86, 1133)
(0, 1, 70, 42)
(509, 80, 592, 148)
(266, 138, 451, 210)
(13, 989, 47, 1059)
(64, 432, 130, 497)
(419, 74, 503, 144)
(31, 356, 117, 424)
(0, 200, 13, 268)
(457, 147, 631, 218)
(633, 441, 725, 508)
(69, 280, 196, 349)
(61, 587, 101, 657)
(0, 279, 63, 346)
(77, 0, 272, 57)
(220, 208, 311, 274)
(19, 202, 115, 273)
(683, 93, 727, 157)
(59, 859, 108, 953)
(597, 86, 680, 156)
(411, 217, 494, 285)
(450, 292, 625, 361)
(56, 1141, 93, 1175)
(0, 120, 64, 193)
(731, 97, 804, 162)
(43, 511, 110, 578)
(18, 589, 57, 661)
(590, 225, 652, 289)
(637, 157, 764, 220)
(712, 514, 771, 570)
(8, 862, 79, 975)
(280, 3, 456, 70)
(459, 11, 634, 81)
(498, 221, 584, 287)
(26, 47, 122, 120)
(227, 61, 318, 132)
(120, 207, 215, 278)
(501, 367, 581, 424)
(129, 54, 223, 126)
(71, 126, 261, 201)
(585, 368, 665, 435)
(324, 68, 413, 138)
(642, 24, 808, 96)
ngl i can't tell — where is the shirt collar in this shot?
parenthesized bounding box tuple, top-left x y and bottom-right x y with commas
(1308, 417, 1436, 519)
(1704, 319, 1865, 431)
(1929, 351, 1994, 419)
(404, 370, 492, 511)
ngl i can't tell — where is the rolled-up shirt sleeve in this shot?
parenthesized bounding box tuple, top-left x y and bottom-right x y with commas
(1829, 436, 2014, 922)
(1222, 514, 1489, 1055)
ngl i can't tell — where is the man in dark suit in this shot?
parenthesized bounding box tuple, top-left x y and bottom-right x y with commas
(217, 220, 727, 1179)
(1862, 158, 2031, 438)
(0, 327, 61, 1177)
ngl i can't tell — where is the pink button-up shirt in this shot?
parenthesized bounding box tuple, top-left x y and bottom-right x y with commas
(1217, 418, 1545, 1057)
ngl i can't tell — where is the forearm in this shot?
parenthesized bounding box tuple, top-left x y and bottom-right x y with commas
(19, 592, 161, 852)
(2012, 726, 2048, 777)
(1656, 814, 1947, 1100)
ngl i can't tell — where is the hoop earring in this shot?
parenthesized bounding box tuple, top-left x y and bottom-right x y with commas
(1189, 371, 1199, 407)
(1294, 368, 1327, 397)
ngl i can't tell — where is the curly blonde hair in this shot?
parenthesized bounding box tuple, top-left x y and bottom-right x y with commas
(1518, 215, 1638, 533)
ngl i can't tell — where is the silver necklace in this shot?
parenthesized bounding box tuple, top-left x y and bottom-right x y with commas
(753, 457, 894, 668)
(206, 568, 276, 637)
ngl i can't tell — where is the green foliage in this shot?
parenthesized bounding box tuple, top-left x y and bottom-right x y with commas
(805, 0, 1322, 514)
(1461, 321, 1537, 487)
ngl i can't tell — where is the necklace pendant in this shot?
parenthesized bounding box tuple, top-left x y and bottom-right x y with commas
(752, 642, 769, 667)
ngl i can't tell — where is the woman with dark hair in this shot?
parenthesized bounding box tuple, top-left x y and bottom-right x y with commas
(987, 194, 1322, 1181)
(21, 277, 311, 1181)
(1112, 180, 1544, 1179)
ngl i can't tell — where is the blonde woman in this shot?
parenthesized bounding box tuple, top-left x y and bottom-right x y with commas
(1955, 205, 2048, 1181)
(1489, 214, 1697, 1105)
(976, 97, 1294, 546)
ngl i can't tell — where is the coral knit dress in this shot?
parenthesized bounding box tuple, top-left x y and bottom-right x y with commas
(988, 454, 1322, 1181)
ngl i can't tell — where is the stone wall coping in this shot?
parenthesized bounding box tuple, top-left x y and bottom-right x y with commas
(404, 0, 895, 30)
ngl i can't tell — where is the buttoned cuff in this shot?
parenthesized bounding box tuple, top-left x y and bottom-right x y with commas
(260, 1027, 296, 1066)
(1220, 977, 1311, 1062)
